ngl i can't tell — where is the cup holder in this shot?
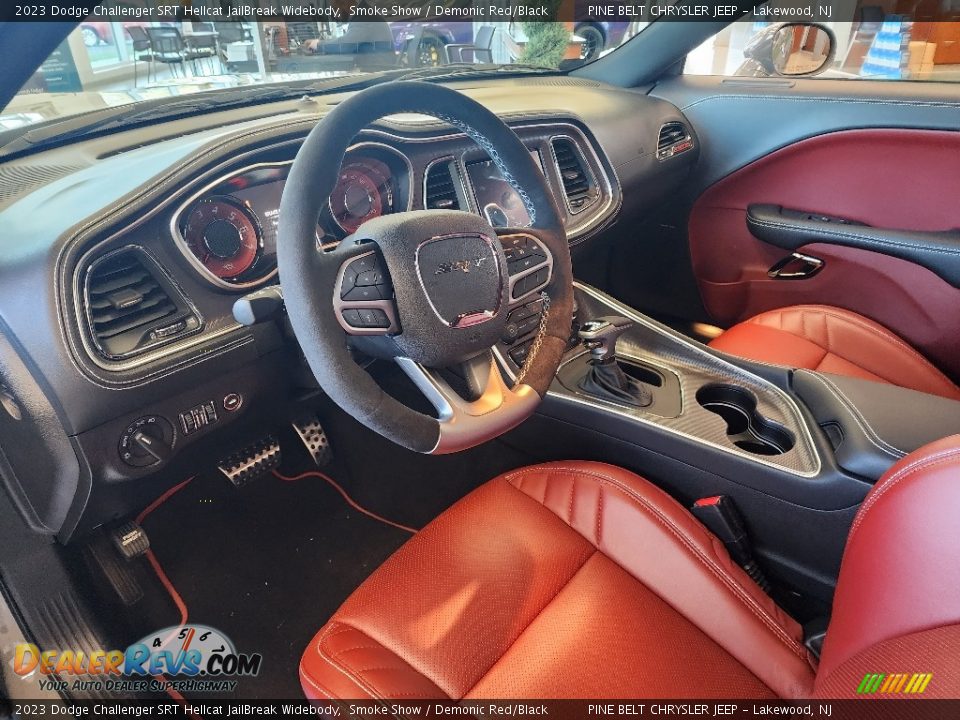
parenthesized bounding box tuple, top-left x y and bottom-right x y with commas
(695, 384, 795, 456)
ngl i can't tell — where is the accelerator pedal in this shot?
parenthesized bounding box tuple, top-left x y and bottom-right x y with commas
(291, 415, 332, 467)
(218, 434, 281, 487)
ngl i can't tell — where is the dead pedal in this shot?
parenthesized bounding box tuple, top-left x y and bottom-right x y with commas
(218, 435, 281, 487)
(291, 415, 332, 467)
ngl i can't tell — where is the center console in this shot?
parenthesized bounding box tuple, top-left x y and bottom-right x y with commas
(502, 282, 960, 603)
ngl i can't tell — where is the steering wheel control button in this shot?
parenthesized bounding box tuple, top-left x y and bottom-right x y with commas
(513, 267, 551, 299)
(223, 393, 243, 412)
(359, 308, 390, 328)
(340, 253, 393, 298)
(342, 285, 383, 302)
(119, 415, 175, 467)
(503, 235, 547, 272)
(341, 309, 363, 327)
(355, 269, 383, 286)
(508, 254, 542, 274)
(509, 340, 533, 366)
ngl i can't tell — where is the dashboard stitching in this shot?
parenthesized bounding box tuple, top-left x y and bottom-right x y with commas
(53, 114, 617, 388)
(55, 118, 323, 389)
(680, 95, 960, 112)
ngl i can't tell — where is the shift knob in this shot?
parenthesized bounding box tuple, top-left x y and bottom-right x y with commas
(578, 315, 634, 362)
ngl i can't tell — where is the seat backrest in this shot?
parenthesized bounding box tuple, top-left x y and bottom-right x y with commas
(403, 24, 425, 66)
(475, 25, 495, 49)
(814, 435, 960, 698)
(146, 26, 183, 55)
(127, 25, 149, 43)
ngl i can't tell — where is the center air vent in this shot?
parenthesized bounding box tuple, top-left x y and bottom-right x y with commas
(550, 137, 598, 214)
(84, 248, 201, 360)
(657, 122, 694, 160)
(424, 160, 460, 210)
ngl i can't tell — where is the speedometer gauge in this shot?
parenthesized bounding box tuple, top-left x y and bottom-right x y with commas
(330, 158, 395, 234)
(183, 196, 261, 280)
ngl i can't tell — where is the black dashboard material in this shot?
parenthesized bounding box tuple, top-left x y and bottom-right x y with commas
(0, 77, 696, 538)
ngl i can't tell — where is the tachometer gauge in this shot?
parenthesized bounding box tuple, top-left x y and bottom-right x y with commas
(183, 196, 261, 280)
(330, 158, 394, 234)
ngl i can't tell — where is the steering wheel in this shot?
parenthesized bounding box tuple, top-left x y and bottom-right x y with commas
(277, 82, 573, 454)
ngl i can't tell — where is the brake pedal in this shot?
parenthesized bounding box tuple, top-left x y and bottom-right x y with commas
(291, 415, 332, 467)
(218, 435, 281, 487)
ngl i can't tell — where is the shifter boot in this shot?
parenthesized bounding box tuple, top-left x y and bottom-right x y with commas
(579, 358, 653, 407)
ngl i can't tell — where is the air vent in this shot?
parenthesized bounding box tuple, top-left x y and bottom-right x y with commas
(84, 248, 200, 360)
(657, 122, 694, 160)
(550, 137, 597, 214)
(424, 160, 460, 210)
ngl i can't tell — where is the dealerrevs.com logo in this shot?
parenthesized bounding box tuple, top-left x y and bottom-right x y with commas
(12, 624, 262, 694)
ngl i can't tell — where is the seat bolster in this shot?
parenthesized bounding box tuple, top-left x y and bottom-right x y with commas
(816, 436, 960, 689)
(709, 305, 960, 400)
(504, 462, 816, 699)
(300, 622, 447, 701)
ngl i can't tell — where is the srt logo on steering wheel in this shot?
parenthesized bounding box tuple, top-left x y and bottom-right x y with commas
(435, 256, 488, 275)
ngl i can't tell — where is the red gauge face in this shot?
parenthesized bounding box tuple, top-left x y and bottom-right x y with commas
(183, 197, 261, 280)
(329, 159, 393, 234)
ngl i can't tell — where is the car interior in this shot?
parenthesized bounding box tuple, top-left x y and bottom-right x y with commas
(0, 10, 959, 705)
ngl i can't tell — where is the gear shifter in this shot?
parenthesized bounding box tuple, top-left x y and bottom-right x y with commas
(577, 316, 653, 408)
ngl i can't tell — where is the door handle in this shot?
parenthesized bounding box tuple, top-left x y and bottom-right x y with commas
(768, 252, 824, 280)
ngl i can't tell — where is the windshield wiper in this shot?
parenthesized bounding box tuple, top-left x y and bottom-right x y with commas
(0, 72, 403, 160)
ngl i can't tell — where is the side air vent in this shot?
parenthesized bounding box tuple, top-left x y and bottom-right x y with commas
(84, 248, 201, 360)
(424, 160, 460, 210)
(550, 137, 598, 214)
(657, 122, 694, 160)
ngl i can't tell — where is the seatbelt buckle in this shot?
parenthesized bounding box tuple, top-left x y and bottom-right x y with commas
(691, 495, 771, 593)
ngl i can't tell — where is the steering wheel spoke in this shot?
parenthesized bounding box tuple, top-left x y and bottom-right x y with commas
(396, 352, 539, 454)
(332, 244, 400, 336)
(496, 228, 554, 305)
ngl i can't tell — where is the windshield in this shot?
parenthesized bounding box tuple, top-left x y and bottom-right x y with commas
(2, 12, 641, 132)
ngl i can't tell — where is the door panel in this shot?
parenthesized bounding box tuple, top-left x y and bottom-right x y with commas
(687, 129, 960, 377)
(650, 77, 960, 379)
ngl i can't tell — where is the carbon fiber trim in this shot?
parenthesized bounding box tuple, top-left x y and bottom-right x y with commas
(550, 283, 821, 477)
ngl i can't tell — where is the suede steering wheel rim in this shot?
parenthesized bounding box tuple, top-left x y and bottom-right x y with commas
(277, 82, 573, 454)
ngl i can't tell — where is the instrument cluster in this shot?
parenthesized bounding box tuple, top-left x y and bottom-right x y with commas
(173, 143, 410, 289)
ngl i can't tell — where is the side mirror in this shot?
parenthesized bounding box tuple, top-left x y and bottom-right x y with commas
(769, 23, 836, 77)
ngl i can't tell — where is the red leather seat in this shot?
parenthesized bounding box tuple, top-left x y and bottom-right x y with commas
(300, 443, 960, 699)
(709, 305, 960, 400)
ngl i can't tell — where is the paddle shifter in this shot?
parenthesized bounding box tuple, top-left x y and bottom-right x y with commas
(577, 316, 652, 408)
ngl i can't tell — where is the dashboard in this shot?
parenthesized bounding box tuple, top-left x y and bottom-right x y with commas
(0, 77, 698, 538)
(172, 142, 414, 289)
(166, 124, 614, 295)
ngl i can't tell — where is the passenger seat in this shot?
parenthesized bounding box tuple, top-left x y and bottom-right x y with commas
(709, 305, 960, 400)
